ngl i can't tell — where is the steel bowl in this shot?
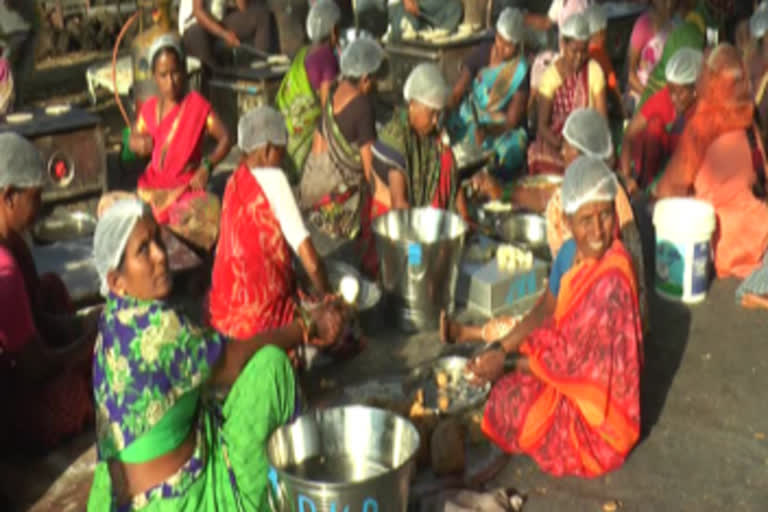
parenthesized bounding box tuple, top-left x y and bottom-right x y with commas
(495, 213, 551, 261)
(516, 174, 563, 190)
(33, 211, 97, 244)
(403, 355, 490, 416)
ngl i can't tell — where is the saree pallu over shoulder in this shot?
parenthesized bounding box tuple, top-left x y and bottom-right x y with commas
(138, 91, 211, 191)
(299, 89, 366, 240)
(208, 165, 296, 340)
(482, 241, 643, 477)
(277, 46, 322, 183)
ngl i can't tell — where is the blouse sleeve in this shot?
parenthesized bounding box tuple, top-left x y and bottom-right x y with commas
(629, 13, 653, 53)
(588, 59, 606, 97)
(537, 63, 562, 100)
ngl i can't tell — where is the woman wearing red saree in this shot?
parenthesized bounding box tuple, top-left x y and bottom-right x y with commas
(208, 106, 346, 367)
(467, 156, 643, 478)
(527, 13, 607, 175)
(129, 35, 231, 252)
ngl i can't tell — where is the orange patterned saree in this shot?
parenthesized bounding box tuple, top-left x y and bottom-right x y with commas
(482, 240, 643, 477)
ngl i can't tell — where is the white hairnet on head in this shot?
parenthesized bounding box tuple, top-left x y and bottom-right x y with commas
(306, 0, 341, 43)
(238, 106, 288, 152)
(559, 13, 590, 41)
(562, 156, 617, 215)
(93, 198, 152, 296)
(751, 9, 768, 40)
(403, 63, 449, 110)
(665, 47, 703, 85)
(496, 7, 525, 44)
(585, 5, 607, 35)
(562, 108, 612, 161)
(148, 33, 184, 69)
(0, 132, 45, 189)
(340, 38, 385, 78)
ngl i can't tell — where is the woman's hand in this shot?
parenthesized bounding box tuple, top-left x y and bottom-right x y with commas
(222, 30, 241, 48)
(132, 134, 154, 156)
(471, 171, 501, 200)
(188, 166, 209, 191)
(309, 300, 346, 349)
(404, 0, 420, 16)
(466, 347, 506, 386)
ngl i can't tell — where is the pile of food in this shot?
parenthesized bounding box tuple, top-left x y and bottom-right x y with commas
(496, 244, 533, 273)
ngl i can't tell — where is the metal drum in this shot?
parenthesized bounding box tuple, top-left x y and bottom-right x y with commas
(373, 207, 468, 331)
(267, 406, 420, 512)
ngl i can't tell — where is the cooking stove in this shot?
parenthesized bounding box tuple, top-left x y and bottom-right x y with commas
(0, 106, 106, 205)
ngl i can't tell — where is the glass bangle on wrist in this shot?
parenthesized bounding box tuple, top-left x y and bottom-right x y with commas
(202, 157, 213, 173)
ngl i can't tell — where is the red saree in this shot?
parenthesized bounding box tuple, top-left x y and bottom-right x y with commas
(482, 240, 643, 477)
(527, 64, 590, 175)
(136, 91, 220, 251)
(207, 164, 296, 340)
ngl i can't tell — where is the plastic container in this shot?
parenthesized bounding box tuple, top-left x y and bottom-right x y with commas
(652, 198, 716, 304)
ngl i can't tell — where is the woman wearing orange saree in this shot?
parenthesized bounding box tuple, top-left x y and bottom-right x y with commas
(656, 44, 768, 281)
(129, 35, 231, 252)
(467, 156, 643, 478)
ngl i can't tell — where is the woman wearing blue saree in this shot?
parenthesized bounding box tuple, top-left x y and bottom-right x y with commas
(448, 8, 530, 181)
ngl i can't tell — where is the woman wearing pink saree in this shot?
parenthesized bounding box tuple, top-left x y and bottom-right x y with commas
(129, 35, 231, 252)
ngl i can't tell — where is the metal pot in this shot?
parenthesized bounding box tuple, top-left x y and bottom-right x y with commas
(373, 207, 468, 332)
(267, 405, 420, 512)
(495, 213, 551, 261)
(33, 211, 96, 244)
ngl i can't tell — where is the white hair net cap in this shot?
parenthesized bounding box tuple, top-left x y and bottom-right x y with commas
(148, 33, 184, 69)
(496, 7, 525, 44)
(751, 9, 768, 40)
(340, 38, 385, 78)
(562, 156, 617, 215)
(665, 47, 703, 85)
(0, 132, 45, 189)
(559, 13, 590, 41)
(93, 198, 152, 297)
(306, 0, 341, 43)
(238, 106, 288, 152)
(585, 5, 607, 35)
(562, 108, 613, 161)
(403, 63, 449, 110)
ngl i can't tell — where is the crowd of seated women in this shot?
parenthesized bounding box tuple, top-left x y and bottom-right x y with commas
(7, 1, 768, 509)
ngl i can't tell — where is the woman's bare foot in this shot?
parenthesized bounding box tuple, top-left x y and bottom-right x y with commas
(741, 293, 768, 310)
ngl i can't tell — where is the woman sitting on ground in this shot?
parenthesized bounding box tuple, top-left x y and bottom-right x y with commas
(657, 44, 768, 283)
(448, 7, 530, 182)
(298, 38, 385, 277)
(0, 133, 97, 452)
(208, 107, 358, 367)
(620, 48, 702, 194)
(372, 63, 468, 218)
(464, 107, 648, 337)
(88, 198, 345, 511)
(627, 0, 678, 107)
(452, 157, 644, 478)
(527, 13, 607, 175)
(277, 0, 342, 181)
(129, 34, 231, 253)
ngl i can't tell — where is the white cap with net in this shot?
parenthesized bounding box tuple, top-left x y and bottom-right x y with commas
(665, 47, 703, 85)
(238, 106, 289, 153)
(562, 108, 613, 161)
(561, 156, 618, 215)
(403, 63, 449, 110)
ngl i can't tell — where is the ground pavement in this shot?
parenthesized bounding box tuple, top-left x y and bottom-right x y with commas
(2, 278, 767, 511)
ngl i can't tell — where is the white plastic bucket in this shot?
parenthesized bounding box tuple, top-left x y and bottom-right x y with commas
(652, 198, 716, 304)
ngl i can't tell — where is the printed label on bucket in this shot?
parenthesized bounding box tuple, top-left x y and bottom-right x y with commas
(691, 241, 710, 296)
(407, 242, 422, 266)
(655, 239, 684, 298)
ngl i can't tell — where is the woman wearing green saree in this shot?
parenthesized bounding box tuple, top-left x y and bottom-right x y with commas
(276, 1, 341, 182)
(88, 198, 345, 511)
(448, 8, 530, 181)
(638, 0, 733, 108)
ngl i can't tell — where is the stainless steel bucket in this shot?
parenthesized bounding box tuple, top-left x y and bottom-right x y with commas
(267, 405, 420, 512)
(372, 208, 468, 332)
